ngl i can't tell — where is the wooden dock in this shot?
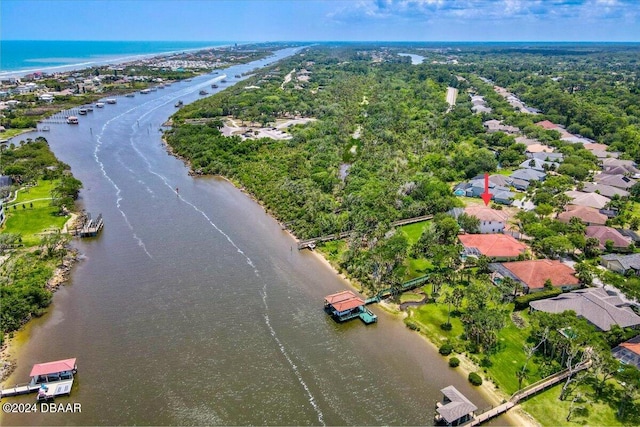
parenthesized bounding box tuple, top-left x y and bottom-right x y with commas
(72, 213, 104, 238)
(297, 215, 433, 250)
(0, 383, 40, 398)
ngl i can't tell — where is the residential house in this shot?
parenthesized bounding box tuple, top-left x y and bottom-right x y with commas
(493, 189, 515, 205)
(483, 119, 519, 134)
(557, 205, 608, 226)
(581, 182, 629, 199)
(530, 152, 564, 163)
(458, 234, 527, 261)
(600, 253, 640, 275)
(585, 225, 633, 251)
(518, 158, 559, 172)
(612, 335, 640, 369)
(458, 206, 510, 234)
(434, 386, 477, 427)
(525, 143, 555, 155)
(602, 158, 639, 175)
(516, 136, 542, 146)
(489, 259, 580, 293)
(511, 168, 546, 182)
(616, 229, 640, 246)
(529, 288, 640, 331)
(564, 191, 611, 210)
(595, 174, 637, 190)
(510, 178, 530, 191)
(535, 120, 574, 139)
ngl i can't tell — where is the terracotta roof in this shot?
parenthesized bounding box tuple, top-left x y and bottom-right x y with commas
(585, 226, 632, 249)
(583, 143, 609, 151)
(501, 259, 579, 290)
(30, 358, 77, 377)
(463, 206, 509, 222)
(458, 234, 527, 258)
(535, 120, 559, 130)
(324, 290, 364, 312)
(525, 143, 554, 153)
(620, 342, 640, 356)
(557, 205, 607, 225)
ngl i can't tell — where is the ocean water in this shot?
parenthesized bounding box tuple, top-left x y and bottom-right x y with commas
(0, 40, 229, 76)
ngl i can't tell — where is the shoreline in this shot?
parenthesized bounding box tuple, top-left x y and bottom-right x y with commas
(0, 213, 82, 384)
(161, 121, 538, 425)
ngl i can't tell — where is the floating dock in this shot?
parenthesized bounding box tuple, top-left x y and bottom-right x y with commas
(324, 290, 377, 324)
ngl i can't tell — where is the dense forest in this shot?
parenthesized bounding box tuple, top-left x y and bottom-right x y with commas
(166, 43, 640, 292)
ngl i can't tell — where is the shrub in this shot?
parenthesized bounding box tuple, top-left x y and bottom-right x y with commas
(439, 343, 453, 356)
(468, 372, 483, 386)
(514, 288, 562, 310)
(480, 357, 493, 368)
(440, 322, 453, 331)
(449, 357, 460, 368)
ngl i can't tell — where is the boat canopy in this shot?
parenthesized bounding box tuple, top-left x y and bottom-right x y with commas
(325, 290, 364, 312)
(30, 358, 76, 377)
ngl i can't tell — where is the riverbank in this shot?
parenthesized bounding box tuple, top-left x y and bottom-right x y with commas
(310, 247, 539, 427)
(0, 200, 82, 383)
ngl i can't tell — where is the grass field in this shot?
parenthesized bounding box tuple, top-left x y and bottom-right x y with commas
(398, 221, 429, 245)
(407, 300, 464, 347)
(521, 383, 624, 427)
(3, 180, 69, 246)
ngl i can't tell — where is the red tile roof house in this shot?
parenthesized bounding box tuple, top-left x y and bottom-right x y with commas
(535, 120, 574, 139)
(489, 259, 580, 293)
(585, 225, 633, 251)
(458, 234, 528, 261)
(557, 205, 608, 226)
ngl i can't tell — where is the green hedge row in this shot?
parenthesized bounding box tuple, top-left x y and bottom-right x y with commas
(514, 288, 563, 310)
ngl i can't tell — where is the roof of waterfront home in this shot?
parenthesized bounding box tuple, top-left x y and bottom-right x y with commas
(530, 288, 640, 331)
(458, 234, 527, 258)
(464, 206, 510, 222)
(498, 259, 579, 290)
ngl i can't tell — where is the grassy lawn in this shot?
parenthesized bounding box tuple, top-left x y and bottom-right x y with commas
(316, 240, 347, 265)
(399, 292, 424, 303)
(407, 301, 464, 348)
(0, 128, 35, 140)
(495, 168, 515, 176)
(521, 383, 624, 427)
(2, 180, 69, 246)
(399, 221, 429, 245)
(485, 313, 542, 395)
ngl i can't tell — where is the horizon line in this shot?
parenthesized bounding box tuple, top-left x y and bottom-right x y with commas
(3, 39, 640, 44)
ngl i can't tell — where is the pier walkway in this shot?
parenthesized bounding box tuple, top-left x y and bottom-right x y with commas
(0, 383, 40, 398)
(297, 214, 433, 249)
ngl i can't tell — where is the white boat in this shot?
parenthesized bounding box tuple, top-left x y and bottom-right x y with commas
(106, 98, 117, 104)
(31, 358, 77, 401)
(140, 89, 151, 94)
(96, 102, 105, 108)
(125, 93, 135, 98)
(149, 87, 157, 92)
(41, 125, 50, 132)
(66, 116, 79, 124)
(78, 109, 87, 115)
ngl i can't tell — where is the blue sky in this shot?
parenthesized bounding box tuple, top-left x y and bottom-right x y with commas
(2, 0, 639, 42)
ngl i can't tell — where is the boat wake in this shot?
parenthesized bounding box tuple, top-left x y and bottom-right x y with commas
(127, 105, 325, 426)
(94, 106, 154, 259)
